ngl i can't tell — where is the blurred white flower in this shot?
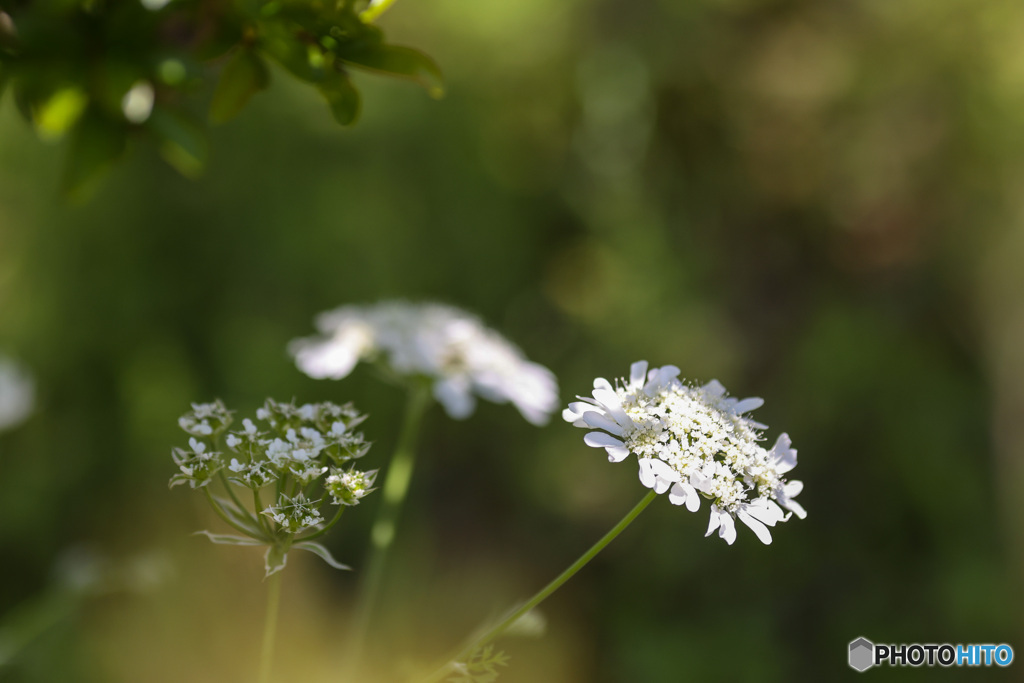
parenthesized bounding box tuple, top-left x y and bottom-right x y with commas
(290, 301, 559, 425)
(0, 357, 34, 432)
(565, 361, 805, 545)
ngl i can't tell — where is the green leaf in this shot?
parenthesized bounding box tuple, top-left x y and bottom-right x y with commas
(148, 108, 208, 178)
(259, 21, 319, 82)
(209, 48, 270, 124)
(340, 44, 443, 98)
(293, 541, 351, 570)
(194, 530, 264, 546)
(264, 544, 288, 577)
(317, 71, 359, 126)
(62, 110, 127, 199)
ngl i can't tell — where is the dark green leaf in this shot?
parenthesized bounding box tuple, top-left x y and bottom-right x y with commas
(62, 110, 126, 199)
(317, 70, 359, 126)
(340, 44, 443, 98)
(209, 48, 270, 124)
(259, 21, 320, 82)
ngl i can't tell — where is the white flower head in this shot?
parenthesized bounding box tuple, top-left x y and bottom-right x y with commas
(0, 357, 34, 432)
(290, 301, 559, 425)
(565, 361, 805, 545)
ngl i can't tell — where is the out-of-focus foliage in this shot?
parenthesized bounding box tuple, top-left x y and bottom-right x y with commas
(2, 0, 1024, 681)
(0, 0, 440, 197)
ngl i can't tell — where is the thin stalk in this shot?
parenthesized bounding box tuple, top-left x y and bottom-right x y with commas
(347, 383, 431, 670)
(297, 504, 345, 542)
(258, 569, 284, 683)
(359, 0, 399, 23)
(418, 490, 658, 683)
(219, 470, 247, 512)
(203, 487, 262, 538)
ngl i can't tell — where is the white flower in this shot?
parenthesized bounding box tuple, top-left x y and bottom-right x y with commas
(0, 357, 34, 432)
(290, 301, 559, 425)
(565, 361, 805, 545)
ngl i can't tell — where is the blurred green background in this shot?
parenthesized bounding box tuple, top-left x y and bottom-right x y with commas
(2, 0, 1023, 680)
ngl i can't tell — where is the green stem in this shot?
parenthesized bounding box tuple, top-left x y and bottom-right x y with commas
(359, 0, 399, 23)
(417, 490, 658, 683)
(258, 569, 284, 683)
(219, 469, 247, 512)
(203, 487, 262, 538)
(347, 383, 431, 671)
(296, 504, 345, 542)
(254, 488, 273, 535)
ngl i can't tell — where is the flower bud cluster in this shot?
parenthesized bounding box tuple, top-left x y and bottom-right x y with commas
(170, 398, 377, 538)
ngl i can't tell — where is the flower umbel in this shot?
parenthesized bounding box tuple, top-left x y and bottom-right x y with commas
(289, 301, 559, 425)
(170, 398, 374, 576)
(565, 361, 806, 544)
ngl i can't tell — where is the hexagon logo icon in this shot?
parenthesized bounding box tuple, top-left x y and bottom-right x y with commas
(849, 637, 875, 672)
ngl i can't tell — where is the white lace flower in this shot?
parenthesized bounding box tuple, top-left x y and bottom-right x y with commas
(0, 357, 34, 432)
(290, 301, 559, 425)
(565, 361, 806, 545)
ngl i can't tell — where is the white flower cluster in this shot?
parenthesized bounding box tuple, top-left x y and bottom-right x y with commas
(565, 361, 806, 545)
(325, 468, 378, 506)
(171, 398, 376, 533)
(0, 356, 34, 432)
(289, 301, 559, 425)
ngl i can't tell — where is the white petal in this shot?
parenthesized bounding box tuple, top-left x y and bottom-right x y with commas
(582, 411, 625, 437)
(781, 494, 807, 520)
(705, 509, 722, 537)
(670, 482, 701, 512)
(732, 397, 764, 414)
(649, 459, 681, 484)
(290, 339, 360, 380)
(605, 445, 630, 462)
(744, 499, 784, 526)
(784, 479, 803, 497)
(771, 433, 798, 473)
(592, 388, 633, 428)
(638, 458, 656, 488)
(737, 510, 772, 544)
(433, 378, 476, 419)
(644, 365, 681, 396)
(593, 377, 614, 392)
(668, 482, 688, 506)
(583, 431, 624, 449)
(629, 361, 649, 389)
(702, 379, 726, 397)
(719, 512, 737, 545)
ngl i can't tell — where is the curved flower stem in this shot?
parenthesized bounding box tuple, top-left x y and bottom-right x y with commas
(203, 487, 262, 538)
(359, 0, 399, 23)
(348, 382, 431, 671)
(296, 504, 345, 542)
(417, 490, 659, 683)
(258, 569, 284, 683)
(218, 470, 247, 512)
